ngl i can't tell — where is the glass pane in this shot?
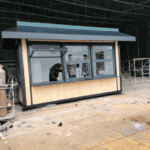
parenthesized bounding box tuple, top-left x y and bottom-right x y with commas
(105, 48, 113, 59)
(96, 61, 114, 75)
(93, 46, 113, 59)
(66, 63, 91, 79)
(96, 62, 105, 75)
(67, 64, 76, 78)
(82, 63, 90, 77)
(104, 61, 114, 75)
(64, 46, 89, 62)
(95, 51, 104, 59)
(30, 45, 60, 57)
(31, 58, 63, 83)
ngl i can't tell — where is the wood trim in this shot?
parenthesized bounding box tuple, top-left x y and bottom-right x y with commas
(21, 39, 31, 106)
(27, 39, 114, 43)
(115, 41, 121, 90)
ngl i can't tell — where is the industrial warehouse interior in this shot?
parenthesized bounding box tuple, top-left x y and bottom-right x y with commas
(1, 0, 150, 150)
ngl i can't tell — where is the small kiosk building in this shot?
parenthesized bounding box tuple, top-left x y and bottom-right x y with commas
(1, 21, 136, 110)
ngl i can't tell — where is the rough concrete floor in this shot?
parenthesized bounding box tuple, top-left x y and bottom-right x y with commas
(1, 77, 150, 150)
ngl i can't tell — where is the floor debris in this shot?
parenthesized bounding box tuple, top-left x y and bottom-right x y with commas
(46, 133, 50, 135)
(132, 122, 144, 131)
(131, 101, 138, 104)
(92, 107, 96, 109)
(57, 132, 62, 135)
(66, 133, 72, 137)
(105, 109, 111, 111)
(44, 118, 51, 121)
(58, 122, 62, 126)
(0, 132, 7, 144)
(1, 131, 8, 137)
(51, 122, 57, 124)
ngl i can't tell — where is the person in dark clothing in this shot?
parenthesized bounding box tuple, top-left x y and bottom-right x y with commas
(49, 63, 62, 82)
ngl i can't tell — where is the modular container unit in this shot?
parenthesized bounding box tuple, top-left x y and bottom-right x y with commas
(1, 21, 136, 110)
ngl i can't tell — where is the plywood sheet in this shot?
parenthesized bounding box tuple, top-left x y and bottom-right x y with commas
(21, 39, 31, 106)
(19, 88, 23, 103)
(32, 77, 117, 105)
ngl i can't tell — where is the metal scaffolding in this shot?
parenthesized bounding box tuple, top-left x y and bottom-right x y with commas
(121, 59, 134, 86)
(134, 58, 150, 90)
(121, 58, 150, 90)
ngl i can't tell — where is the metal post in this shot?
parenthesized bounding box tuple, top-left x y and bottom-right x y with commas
(126, 28, 130, 60)
(129, 60, 131, 86)
(148, 22, 150, 57)
(134, 59, 136, 90)
(137, 25, 140, 58)
(149, 58, 150, 89)
(142, 59, 143, 82)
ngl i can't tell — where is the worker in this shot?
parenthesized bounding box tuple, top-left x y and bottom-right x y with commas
(76, 63, 82, 78)
(49, 63, 62, 82)
(68, 54, 73, 61)
(82, 54, 89, 77)
(67, 54, 76, 78)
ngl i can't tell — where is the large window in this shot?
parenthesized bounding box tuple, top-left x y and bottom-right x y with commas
(29, 45, 64, 85)
(63, 46, 91, 82)
(92, 45, 115, 78)
(29, 44, 116, 85)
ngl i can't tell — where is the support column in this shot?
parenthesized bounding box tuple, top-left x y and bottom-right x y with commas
(148, 22, 150, 57)
(21, 39, 31, 106)
(136, 25, 140, 58)
(126, 28, 129, 60)
(115, 41, 121, 91)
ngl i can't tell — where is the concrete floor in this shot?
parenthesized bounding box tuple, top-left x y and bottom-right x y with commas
(1, 77, 150, 150)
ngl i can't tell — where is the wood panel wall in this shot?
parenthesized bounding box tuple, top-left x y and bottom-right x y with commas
(31, 77, 117, 105)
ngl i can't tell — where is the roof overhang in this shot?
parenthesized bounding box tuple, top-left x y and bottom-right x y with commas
(1, 21, 136, 42)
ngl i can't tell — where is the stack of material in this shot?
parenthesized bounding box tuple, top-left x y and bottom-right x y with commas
(0, 90, 7, 117)
(0, 64, 7, 117)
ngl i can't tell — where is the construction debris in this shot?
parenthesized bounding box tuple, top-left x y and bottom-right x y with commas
(0, 132, 7, 144)
(105, 109, 111, 111)
(57, 132, 61, 135)
(131, 101, 139, 104)
(132, 122, 144, 131)
(58, 122, 62, 126)
(92, 107, 96, 109)
(66, 133, 72, 137)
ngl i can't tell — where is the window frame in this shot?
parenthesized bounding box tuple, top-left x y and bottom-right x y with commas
(91, 44, 116, 79)
(27, 42, 117, 86)
(28, 44, 66, 86)
(62, 44, 92, 83)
